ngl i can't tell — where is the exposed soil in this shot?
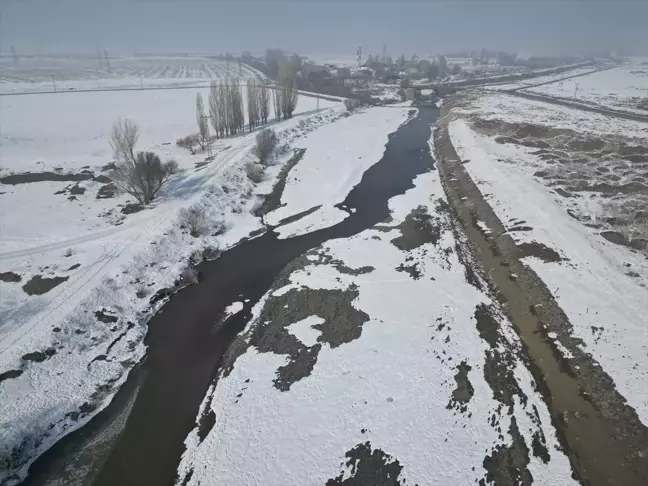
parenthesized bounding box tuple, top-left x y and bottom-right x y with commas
(436, 103, 648, 486)
(0, 369, 23, 383)
(0, 171, 94, 185)
(0, 271, 22, 282)
(518, 241, 564, 263)
(22, 275, 69, 295)
(96, 183, 118, 199)
(326, 442, 411, 486)
(447, 361, 474, 413)
(21, 348, 56, 363)
(390, 206, 442, 251)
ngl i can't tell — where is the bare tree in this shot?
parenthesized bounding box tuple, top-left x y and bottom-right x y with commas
(247, 79, 259, 131)
(111, 151, 178, 204)
(272, 87, 282, 121)
(176, 134, 198, 154)
(208, 81, 222, 139)
(254, 128, 278, 165)
(196, 93, 210, 149)
(258, 81, 270, 125)
(279, 61, 299, 119)
(110, 118, 139, 165)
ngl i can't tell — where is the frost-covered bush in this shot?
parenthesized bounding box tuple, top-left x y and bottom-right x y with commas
(254, 128, 278, 165)
(245, 162, 264, 184)
(179, 204, 209, 237)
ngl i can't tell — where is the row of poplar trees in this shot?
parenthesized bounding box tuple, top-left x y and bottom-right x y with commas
(194, 62, 300, 146)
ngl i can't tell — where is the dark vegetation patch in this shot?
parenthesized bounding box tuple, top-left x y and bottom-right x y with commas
(67, 263, 81, 271)
(95, 309, 119, 324)
(121, 203, 145, 214)
(21, 347, 56, 363)
(310, 251, 375, 276)
(518, 241, 564, 263)
(22, 275, 69, 295)
(222, 283, 369, 391)
(276, 204, 320, 227)
(97, 183, 118, 199)
(475, 305, 527, 412)
(0, 369, 23, 383)
(197, 409, 216, 443)
(395, 261, 421, 279)
(0, 170, 94, 185)
(391, 206, 442, 251)
(480, 417, 532, 486)
(326, 442, 413, 486)
(531, 431, 551, 464)
(0, 271, 22, 283)
(447, 360, 474, 413)
(255, 148, 306, 216)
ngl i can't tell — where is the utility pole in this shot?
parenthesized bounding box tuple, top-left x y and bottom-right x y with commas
(140, 74, 143, 90)
(51, 76, 57, 92)
(104, 50, 111, 72)
(573, 82, 579, 100)
(382, 44, 386, 63)
(97, 46, 103, 69)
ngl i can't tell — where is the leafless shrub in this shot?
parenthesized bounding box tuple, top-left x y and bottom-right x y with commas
(179, 204, 209, 237)
(298, 119, 307, 130)
(111, 151, 177, 204)
(176, 134, 198, 154)
(245, 161, 264, 183)
(254, 128, 278, 165)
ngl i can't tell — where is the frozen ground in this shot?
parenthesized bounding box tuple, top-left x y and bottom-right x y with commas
(0, 75, 342, 484)
(0, 56, 263, 94)
(524, 59, 648, 114)
(176, 122, 576, 485)
(486, 65, 605, 91)
(447, 92, 648, 425)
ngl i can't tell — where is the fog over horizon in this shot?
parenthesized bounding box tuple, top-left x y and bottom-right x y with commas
(2, 0, 648, 59)
(0, 0, 648, 58)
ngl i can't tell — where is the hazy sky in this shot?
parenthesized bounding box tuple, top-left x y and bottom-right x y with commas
(2, 0, 647, 58)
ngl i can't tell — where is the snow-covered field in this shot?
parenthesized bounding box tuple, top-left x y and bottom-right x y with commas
(176, 118, 576, 485)
(524, 59, 648, 114)
(447, 93, 648, 425)
(0, 71, 342, 483)
(0, 56, 262, 94)
(486, 65, 604, 91)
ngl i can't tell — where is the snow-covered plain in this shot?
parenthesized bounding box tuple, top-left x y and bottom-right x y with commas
(0, 56, 262, 94)
(447, 93, 648, 425)
(524, 59, 648, 114)
(176, 129, 577, 485)
(0, 71, 342, 484)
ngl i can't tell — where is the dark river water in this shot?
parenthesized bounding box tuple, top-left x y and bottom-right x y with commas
(20, 105, 439, 486)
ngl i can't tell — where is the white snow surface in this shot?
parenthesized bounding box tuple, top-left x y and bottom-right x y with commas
(286, 316, 324, 347)
(267, 104, 413, 238)
(0, 79, 343, 485)
(175, 130, 576, 485)
(449, 117, 648, 424)
(224, 302, 244, 318)
(525, 59, 648, 115)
